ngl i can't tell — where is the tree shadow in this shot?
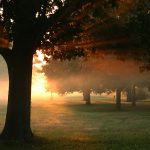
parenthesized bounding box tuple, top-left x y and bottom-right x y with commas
(66, 102, 150, 113)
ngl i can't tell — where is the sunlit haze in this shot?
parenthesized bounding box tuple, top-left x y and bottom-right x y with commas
(32, 50, 56, 100)
(0, 51, 56, 102)
(1, 50, 150, 102)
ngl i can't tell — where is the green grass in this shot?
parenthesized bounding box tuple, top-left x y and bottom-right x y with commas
(1, 96, 150, 149)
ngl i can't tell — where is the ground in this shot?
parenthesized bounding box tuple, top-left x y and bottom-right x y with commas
(0, 95, 150, 150)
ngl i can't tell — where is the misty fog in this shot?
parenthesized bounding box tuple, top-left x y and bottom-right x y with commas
(1, 52, 150, 102)
(0, 56, 9, 102)
(43, 54, 150, 99)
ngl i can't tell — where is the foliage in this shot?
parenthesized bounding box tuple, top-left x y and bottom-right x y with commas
(1, 0, 150, 69)
(43, 54, 150, 95)
(1, 0, 149, 60)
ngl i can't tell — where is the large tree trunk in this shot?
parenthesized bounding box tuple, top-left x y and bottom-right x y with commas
(1, 52, 33, 140)
(0, 19, 39, 140)
(0, 21, 36, 140)
(83, 89, 91, 105)
(115, 88, 121, 109)
(0, 2, 43, 140)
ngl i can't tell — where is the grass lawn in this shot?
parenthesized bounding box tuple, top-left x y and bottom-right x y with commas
(0, 95, 150, 150)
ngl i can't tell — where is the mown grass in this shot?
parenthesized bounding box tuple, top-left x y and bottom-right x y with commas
(1, 96, 150, 150)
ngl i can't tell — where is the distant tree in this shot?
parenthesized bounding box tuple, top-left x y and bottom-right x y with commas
(131, 84, 136, 106)
(115, 88, 121, 109)
(44, 58, 92, 104)
(126, 87, 132, 102)
(44, 54, 148, 108)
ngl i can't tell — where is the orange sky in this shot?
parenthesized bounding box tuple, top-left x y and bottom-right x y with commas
(0, 52, 52, 102)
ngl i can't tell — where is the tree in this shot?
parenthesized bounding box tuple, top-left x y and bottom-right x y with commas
(44, 54, 146, 108)
(115, 88, 121, 109)
(0, 0, 123, 140)
(43, 56, 106, 105)
(0, 0, 149, 140)
(126, 87, 132, 102)
(82, 88, 91, 105)
(131, 84, 136, 106)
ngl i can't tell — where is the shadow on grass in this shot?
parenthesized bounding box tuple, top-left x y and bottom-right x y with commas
(1, 135, 150, 150)
(0, 136, 50, 150)
(66, 103, 150, 113)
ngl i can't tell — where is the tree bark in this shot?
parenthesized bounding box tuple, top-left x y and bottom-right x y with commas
(0, 19, 39, 140)
(131, 84, 136, 107)
(1, 53, 33, 140)
(126, 88, 132, 102)
(83, 89, 91, 105)
(115, 88, 121, 109)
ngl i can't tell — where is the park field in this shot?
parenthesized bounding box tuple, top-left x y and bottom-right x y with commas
(0, 95, 150, 150)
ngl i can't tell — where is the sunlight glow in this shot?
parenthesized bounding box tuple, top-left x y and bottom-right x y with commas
(0, 8, 3, 15)
(32, 72, 47, 94)
(33, 50, 47, 70)
(32, 50, 53, 99)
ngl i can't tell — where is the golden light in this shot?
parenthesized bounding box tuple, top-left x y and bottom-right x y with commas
(32, 72, 47, 94)
(32, 50, 53, 99)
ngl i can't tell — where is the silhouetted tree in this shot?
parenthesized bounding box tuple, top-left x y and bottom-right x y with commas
(131, 84, 136, 106)
(115, 88, 122, 109)
(0, 0, 121, 140)
(126, 87, 132, 102)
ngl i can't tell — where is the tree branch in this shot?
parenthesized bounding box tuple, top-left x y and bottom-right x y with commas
(55, 37, 139, 50)
(0, 47, 12, 61)
(36, 0, 90, 38)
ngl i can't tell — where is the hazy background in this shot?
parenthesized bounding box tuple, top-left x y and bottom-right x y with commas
(0, 56, 8, 103)
(1, 53, 150, 103)
(44, 54, 150, 95)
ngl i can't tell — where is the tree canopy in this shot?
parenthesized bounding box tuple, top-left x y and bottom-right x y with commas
(1, 0, 150, 60)
(43, 53, 150, 94)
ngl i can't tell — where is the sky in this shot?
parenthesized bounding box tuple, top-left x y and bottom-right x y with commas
(0, 53, 52, 102)
(0, 56, 8, 102)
